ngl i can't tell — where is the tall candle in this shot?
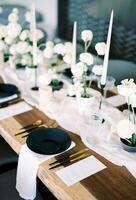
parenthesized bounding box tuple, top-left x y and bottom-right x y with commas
(71, 21, 77, 67)
(31, 3, 37, 66)
(101, 10, 114, 85)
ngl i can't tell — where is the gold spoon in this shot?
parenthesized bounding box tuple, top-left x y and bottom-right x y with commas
(20, 120, 43, 130)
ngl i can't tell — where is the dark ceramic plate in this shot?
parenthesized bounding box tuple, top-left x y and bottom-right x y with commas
(0, 83, 19, 98)
(26, 127, 71, 155)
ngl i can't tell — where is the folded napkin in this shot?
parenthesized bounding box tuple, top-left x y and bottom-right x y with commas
(0, 94, 18, 103)
(106, 94, 126, 107)
(0, 102, 32, 120)
(16, 142, 75, 200)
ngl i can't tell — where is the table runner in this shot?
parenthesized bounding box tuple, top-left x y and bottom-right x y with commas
(1, 65, 136, 179)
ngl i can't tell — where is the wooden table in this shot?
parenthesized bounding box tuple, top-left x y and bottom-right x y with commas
(0, 104, 136, 200)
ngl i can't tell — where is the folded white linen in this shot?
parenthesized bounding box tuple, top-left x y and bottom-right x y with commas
(106, 94, 126, 107)
(16, 142, 75, 200)
(0, 102, 32, 120)
(0, 94, 18, 103)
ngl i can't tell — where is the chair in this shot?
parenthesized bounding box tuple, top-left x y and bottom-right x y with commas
(57, 0, 136, 84)
(0, 135, 18, 173)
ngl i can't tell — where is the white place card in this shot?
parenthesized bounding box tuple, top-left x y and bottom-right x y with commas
(106, 94, 126, 107)
(56, 155, 106, 186)
(0, 102, 32, 120)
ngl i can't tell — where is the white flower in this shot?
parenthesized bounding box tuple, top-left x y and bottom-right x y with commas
(7, 23, 22, 38)
(16, 41, 32, 54)
(71, 62, 86, 78)
(68, 84, 76, 96)
(25, 11, 32, 22)
(54, 43, 65, 55)
(43, 47, 54, 59)
(117, 119, 135, 138)
(8, 12, 18, 22)
(81, 30, 93, 42)
(9, 44, 17, 55)
(92, 64, 103, 76)
(95, 42, 106, 56)
(0, 40, 6, 51)
(4, 36, 13, 45)
(79, 52, 94, 65)
(20, 30, 30, 41)
(117, 79, 136, 97)
(0, 25, 7, 39)
(64, 42, 73, 54)
(46, 41, 54, 48)
(38, 74, 51, 86)
(47, 68, 58, 80)
(36, 29, 44, 41)
(21, 54, 32, 66)
(63, 54, 72, 64)
(37, 52, 45, 65)
(12, 8, 19, 14)
(129, 93, 136, 108)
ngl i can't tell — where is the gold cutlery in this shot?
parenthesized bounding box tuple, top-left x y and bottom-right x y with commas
(49, 151, 91, 170)
(15, 119, 55, 136)
(20, 120, 43, 130)
(49, 148, 90, 166)
(21, 121, 59, 138)
(0, 97, 23, 108)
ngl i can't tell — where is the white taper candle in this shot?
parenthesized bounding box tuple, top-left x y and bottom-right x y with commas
(101, 10, 114, 85)
(31, 3, 37, 66)
(71, 21, 77, 67)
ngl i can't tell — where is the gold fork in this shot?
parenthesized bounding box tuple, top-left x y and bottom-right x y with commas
(21, 121, 59, 138)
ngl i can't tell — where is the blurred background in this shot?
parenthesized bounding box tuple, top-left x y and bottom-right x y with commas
(0, 0, 136, 83)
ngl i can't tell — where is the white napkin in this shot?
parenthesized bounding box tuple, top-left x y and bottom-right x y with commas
(16, 142, 75, 200)
(0, 94, 18, 103)
(0, 102, 32, 120)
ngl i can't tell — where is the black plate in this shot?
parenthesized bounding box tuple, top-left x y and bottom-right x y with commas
(26, 127, 71, 155)
(0, 83, 19, 98)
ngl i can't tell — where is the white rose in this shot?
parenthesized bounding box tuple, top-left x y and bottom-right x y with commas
(4, 36, 13, 45)
(68, 84, 76, 96)
(0, 40, 6, 51)
(9, 44, 17, 55)
(36, 29, 44, 41)
(43, 47, 54, 59)
(79, 52, 94, 65)
(117, 119, 135, 138)
(20, 30, 30, 41)
(129, 94, 136, 108)
(37, 52, 45, 65)
(39, 74, 51, 86)
(7, 23, 22, 38)
(8, 12, 18, 22)
(64, 42, 73, 54)
(95, 42, 106, 56)
(81, 30, 93, 42)
(16, 41, 32, 54)
(92, 64, 103, 76)
(21, 54, 32, 66)
(0, 25, 7, 39)
(54, 43, 65, 55)
(12, 8, 19, 14)
(25, 11, 32, 22)
(117, 79, 136, 97)
(63, 54, 72, 64)
(71, 62, 85, 78)
(47, 68, 58, 80)
(46, 41, 54, 48)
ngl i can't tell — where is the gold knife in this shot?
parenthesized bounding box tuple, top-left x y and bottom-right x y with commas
(49, 152, 91, 170)
(0, 97, 22, 108)
(49, 148, 90, 166)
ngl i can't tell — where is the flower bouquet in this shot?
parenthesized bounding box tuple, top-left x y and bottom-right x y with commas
(117, 79, 136, 152)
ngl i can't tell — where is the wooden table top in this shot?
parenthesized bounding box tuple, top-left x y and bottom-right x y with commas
(0, 105, 136, 200)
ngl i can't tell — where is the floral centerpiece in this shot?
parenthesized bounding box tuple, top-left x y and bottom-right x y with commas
(117, 79, 136, 151)
(0, 8, 45, 70)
